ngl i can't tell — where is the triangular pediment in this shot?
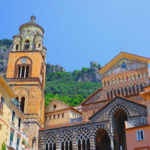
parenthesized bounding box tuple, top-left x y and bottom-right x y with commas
(90, 96, 147, 123)
(100, 52, 150, 75)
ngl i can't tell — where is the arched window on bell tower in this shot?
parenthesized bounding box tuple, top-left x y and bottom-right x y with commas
(20, 97, 25, 113)
(16, 44, 19, 51)
(24, 39, 30, 50)
(15, 57, 32, 78)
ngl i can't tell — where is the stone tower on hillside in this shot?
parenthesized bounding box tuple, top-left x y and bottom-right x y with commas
(6, 16, 46, 150)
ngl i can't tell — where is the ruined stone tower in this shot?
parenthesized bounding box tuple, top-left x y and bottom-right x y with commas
(6, 16, 46, 150)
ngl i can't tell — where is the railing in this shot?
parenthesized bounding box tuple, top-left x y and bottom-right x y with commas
(70, 117, 82, 123)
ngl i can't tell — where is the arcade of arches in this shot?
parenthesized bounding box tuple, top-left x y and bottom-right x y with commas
(39, 97, 147, 150)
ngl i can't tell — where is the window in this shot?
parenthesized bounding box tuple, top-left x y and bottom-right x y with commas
(62, 113, 64, 118)
(107, 91, 110, 99)
(136, 85, 140, 93)
(136, 130, 144, 141)
(114, 90, 116, 97)
(129, 87, 132, 95)
(118, 89, 120, 95)
(38, 43, 41, 48)
(132, 86, 136, 94)
(12, 111, 15, 122)
(58, 114, 60, 118)
(122, 62, 126, 69)
(16, 44, 19, 51)
(53, 114, 55, 119)
(125, 88, 128, 96)
(0, 97, 4, 112)
(24, 40, 30, 50)
(17, 65, 29, 78)
(9, 131, 14, 146)
(20, 97, 25, 113)
(16, 137, 20, 150)
(18, 118, 21, 129)
(140, 84, 143, 92)
(121, 88, 124, 96)
(53, 105, 56, 109)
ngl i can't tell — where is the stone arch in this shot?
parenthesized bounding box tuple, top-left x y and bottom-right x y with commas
(109, 104, 130, 120)
(44, 132, 56, 150)
(60, 130, 73, 150)
(95, 128, 111, 150)
(76, 127, 91, 150)
(13, 87, 29, 114)
(109, 105, 129, 150)
(14, 56, 32, 78)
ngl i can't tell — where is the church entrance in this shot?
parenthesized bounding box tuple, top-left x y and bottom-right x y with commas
(96, 129, 111, 150)
(114, 109, 127, 150)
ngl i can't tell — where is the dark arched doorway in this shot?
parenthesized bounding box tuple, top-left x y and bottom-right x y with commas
(96, 129, 111, 150)
(114, 109, 127, 150)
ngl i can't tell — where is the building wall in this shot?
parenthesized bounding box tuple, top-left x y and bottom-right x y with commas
(45, 100, 69, 113)
(82, 101, 108, 122)
(126, 126, 150, 150)
(45, 109, 70, 127)
(8, 105, 28, 150)
(0, 81, 13, 148)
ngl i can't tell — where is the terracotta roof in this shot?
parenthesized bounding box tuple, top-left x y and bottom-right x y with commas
(99, 52, 150, 75)
(81, 88, 103, 105)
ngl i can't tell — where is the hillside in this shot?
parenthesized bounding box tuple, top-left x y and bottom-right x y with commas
(0, 39, 12, 76)
(0, 39, 102, 106)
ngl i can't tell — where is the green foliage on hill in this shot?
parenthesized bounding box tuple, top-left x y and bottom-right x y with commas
(0, 39, 12, 47)
(45, 71, 102, 106)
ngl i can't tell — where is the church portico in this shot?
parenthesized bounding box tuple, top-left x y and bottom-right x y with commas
(39, 96, 147, 150)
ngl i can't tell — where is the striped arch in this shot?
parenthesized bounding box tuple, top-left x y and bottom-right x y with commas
(109, 104, 130, 120)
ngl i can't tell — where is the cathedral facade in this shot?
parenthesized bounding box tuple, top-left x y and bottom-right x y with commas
(5, 17, 150, 150)
(39, 52, 150, 150)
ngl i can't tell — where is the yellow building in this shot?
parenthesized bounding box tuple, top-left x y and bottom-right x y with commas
(0, 75, 15, 149)
(0, 75, 28, 150)
(44, 99, 82, 128)
(8, 98, 28, 150)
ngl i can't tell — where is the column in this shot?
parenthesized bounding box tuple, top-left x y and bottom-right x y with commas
(81, 140, 83, 150)
(90, 136, 95, 150)
(85, 140, 87, 150)
(20, 66, 22, 78)
(72, 133, 77, 150)
(24, 66, 26, 78)
(110, 135, 114, 150)
(56, 137, 61, 150)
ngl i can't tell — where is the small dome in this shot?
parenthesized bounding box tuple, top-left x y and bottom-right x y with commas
(19, 16, 44, 33)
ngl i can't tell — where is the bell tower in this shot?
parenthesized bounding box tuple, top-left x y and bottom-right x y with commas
(6, 16, 46, 149)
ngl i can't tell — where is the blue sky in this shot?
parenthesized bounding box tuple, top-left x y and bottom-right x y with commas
(0, 0, 150, 71)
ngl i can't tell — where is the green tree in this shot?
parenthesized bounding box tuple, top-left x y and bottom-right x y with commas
(1, 142, 6, 150)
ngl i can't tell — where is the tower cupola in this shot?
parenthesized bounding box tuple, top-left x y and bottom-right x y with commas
(12, 16, 45, 52)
